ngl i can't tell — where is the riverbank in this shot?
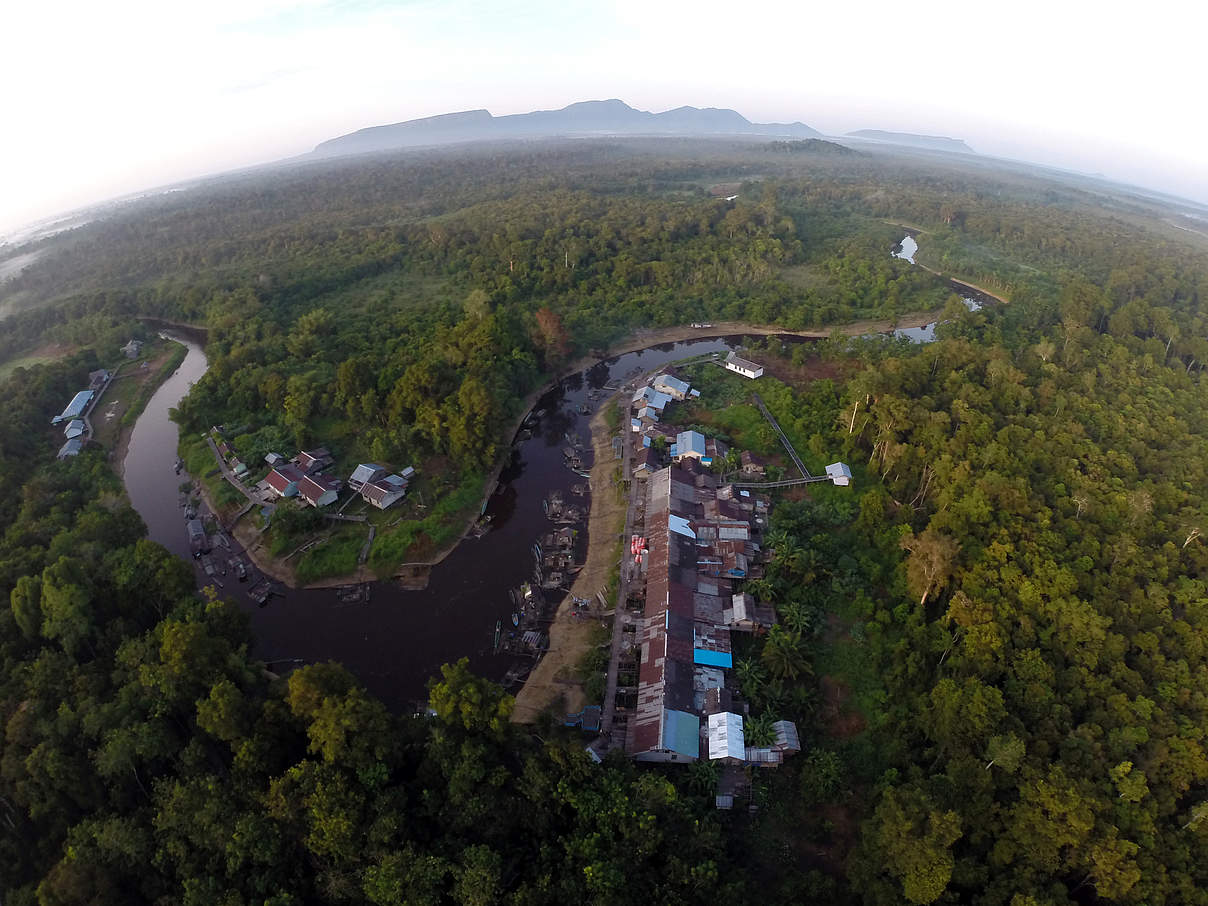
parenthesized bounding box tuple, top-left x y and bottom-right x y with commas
(166, 310, 950, 591)
(512, 397, 627, 722)
(110, 340, 188, 476)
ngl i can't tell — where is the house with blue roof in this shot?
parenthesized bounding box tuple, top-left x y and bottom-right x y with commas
(670, 430, 706, 462)
(632, 386, 672, 412)
(653, 373, 691, 400)
(51, 391, 94, 425)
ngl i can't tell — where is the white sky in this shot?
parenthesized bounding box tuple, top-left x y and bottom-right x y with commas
(3, 0, 1206, 236)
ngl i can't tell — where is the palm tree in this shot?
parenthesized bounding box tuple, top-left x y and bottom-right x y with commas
(744, 577, 778, 604)
(780, 600, 818, 636)
(745, 713, 777, 748)
(762, 626, 811, 684)
(735, 657, 768, 699)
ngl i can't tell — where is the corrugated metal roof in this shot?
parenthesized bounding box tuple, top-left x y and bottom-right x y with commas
(52, 390, 94, 424)
(707, 712, 745, 760)
(655, 374, 691, 396)
(773, 720, 801, 752)
(668, 514, 695, 538)
(350, 463, 385, 486)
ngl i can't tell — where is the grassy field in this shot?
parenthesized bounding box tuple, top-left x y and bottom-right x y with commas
(295, 528, 365, 584)
(0, 341, 77, 381)
(0, 353, 58, 381)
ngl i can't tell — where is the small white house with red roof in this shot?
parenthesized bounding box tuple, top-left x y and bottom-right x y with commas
(298, 474, 342, 507)
(362, 474, 407, 509)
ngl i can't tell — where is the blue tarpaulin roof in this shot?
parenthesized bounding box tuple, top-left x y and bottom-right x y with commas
(693, 649, 734, 669)
(662, 709, 700, 758)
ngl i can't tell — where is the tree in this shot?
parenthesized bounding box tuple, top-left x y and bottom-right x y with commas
(11, 573, 41, 639)
(871, 787, 962, 905)
(428, 659, 513, 738)
(534, 307, 570, 370)
(39, 557, 94, 659)
(761, 625, 810, 683)
(984, 734, 1025, 773)
(900, 527, 960, 606)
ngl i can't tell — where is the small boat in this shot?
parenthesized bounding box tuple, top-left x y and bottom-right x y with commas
(493, 620, 502, 653)
(512, 612, 520, 627)
(174, 458, 184, 474)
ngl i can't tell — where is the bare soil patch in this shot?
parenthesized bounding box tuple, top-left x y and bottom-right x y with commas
(757, 351, 856, 389)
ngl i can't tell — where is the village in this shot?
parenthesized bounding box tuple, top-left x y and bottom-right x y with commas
(579, 349, 852, 807)
(50, 334, 854, 804)
(184, 421, 424, 593)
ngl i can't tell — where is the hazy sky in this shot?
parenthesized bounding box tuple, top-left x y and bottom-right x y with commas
(4, 0, 1206, 237)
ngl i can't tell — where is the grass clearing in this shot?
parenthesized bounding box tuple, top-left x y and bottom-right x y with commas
(0, 341, 77, 381)
(295, 529, 364, 584)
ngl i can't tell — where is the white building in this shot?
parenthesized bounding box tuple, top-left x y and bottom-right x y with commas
(724, 351, 764, 379)
(707, 711, 746, 761)
(362, 474, 408, 509)
(298, 474, 342, 507)
(825, 462, 853, 487)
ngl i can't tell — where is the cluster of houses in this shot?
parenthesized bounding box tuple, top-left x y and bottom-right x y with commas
(50, 368, 111, 460)
(259, 446, 415, 511)
(628, 367, 771, 481)
(627, 458, 801, 766)
(619, 351, 850, 773)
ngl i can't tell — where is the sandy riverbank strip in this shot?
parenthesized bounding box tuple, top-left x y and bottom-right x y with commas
(512, 398, 627, 722)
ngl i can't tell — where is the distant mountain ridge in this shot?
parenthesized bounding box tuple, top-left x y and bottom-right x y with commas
(846, 130, 975, 154)
(313, 99, 823, 157)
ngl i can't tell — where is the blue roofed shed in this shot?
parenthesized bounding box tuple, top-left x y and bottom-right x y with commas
(52, 390, 94, 425)
(662, 709, 700, 759)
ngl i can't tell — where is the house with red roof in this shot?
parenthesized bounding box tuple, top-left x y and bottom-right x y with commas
(266, 464, 305, 498)
(298, 474, 342, 507)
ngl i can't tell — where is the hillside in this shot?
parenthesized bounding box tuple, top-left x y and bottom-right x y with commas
(847, 129, 975, 154)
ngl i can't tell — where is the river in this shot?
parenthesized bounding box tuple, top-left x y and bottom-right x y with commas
(124, 332, 769, 711)
(889, 234, 987, 343)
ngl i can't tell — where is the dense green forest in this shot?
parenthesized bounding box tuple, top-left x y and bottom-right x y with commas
(3, 139, 1208, 903)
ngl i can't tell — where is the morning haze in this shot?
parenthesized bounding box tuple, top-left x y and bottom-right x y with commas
(2, 0, 1206, 236)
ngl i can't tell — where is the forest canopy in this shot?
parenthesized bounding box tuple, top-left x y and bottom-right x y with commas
(2, 137, 1208, 904)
